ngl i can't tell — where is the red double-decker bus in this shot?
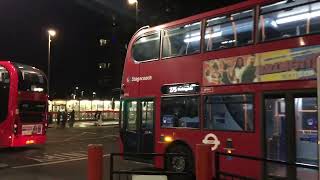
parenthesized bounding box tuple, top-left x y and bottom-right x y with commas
(0, 61, 48, 147)
(120, 0, 319, 179)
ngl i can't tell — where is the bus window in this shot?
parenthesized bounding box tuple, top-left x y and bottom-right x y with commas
(162, 22, 201, 58)
(205, 9, 253, 51)
(142, 101, 154, 130)
(132, 33, 160, 61)
(15, 64, 47, 93)
(204, 94, 254, 131)
(127, 101, 138, 131)
(161, 96, 199, 128)
(259, 0, 320, 41)
(0, 65, 9, 122)
(120, 101, 124, 128)
(295, 97, 318, 179)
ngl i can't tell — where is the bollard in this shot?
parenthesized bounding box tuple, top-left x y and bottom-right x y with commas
(88, 144, 104, 180)
(196, 144, 212, 180)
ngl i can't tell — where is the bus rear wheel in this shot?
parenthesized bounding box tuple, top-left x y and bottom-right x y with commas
(165, 144, 194, 174)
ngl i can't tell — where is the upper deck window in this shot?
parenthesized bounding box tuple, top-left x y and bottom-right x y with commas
(0, 65, 9, 122)
(162, 22, 201, 58)
(205, 9, 254, 51)
(15, 64, 47, 93)
(259, 0, 320, 41)
(132, 33, 160, 61)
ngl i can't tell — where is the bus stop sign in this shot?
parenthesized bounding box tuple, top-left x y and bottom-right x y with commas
(202, 133, 220, 151)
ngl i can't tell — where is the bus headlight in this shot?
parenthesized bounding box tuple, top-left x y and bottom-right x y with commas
(160, 135, 173, 143)
(164, 136, 173, 142)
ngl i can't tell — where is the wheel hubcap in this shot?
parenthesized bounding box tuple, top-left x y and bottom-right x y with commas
(171, 156, 186, 172)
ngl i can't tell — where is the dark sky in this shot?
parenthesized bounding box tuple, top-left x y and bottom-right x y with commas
(0, 0, 243, 98)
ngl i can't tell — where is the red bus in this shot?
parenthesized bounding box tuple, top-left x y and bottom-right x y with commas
(120, 0, 319, 179)
(0, 61, 48, 147)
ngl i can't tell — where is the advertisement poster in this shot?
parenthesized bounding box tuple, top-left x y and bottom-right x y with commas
(203, 45, 320, 86)
(203, 55, 257, 85)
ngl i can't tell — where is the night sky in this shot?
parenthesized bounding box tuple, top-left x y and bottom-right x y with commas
(0, 0, 243, 98)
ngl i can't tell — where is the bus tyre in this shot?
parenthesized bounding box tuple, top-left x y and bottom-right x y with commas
(166, 144, 194, 179)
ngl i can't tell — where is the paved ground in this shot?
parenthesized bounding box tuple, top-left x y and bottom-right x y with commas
(0, 125, 151, 180)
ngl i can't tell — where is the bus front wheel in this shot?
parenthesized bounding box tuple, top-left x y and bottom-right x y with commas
(165, 144, 194, 173)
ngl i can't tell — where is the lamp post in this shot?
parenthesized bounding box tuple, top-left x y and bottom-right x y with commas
(128, 0, 138, 28)
(47, 29, 56, 98)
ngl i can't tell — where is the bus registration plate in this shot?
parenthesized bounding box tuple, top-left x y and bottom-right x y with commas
(22, 124, 42, 135)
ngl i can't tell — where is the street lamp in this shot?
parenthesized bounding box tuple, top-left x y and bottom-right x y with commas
(128, 0, 138, 28)
(47, 29, 56, 98)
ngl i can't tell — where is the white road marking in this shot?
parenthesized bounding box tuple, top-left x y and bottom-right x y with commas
(25, 151, 88, 163)
(58, 152, 87, 157)
(83, 132, 97, 135)
(13, 154, 110, 169)
(47, 135, 118, 143)
(62, 132, 87, 141)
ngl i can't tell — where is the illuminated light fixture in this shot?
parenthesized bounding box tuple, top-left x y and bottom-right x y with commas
(164, 136, 173, 143)
(205, 31, 222, 39)
(221, 40, 236, 44)
(48, 29, 56, 37)
(183, 36, 200, 43)
(184, 31, 223, 43)
(8, 136, 12, 139)
(185, 32, 200, 38)
(271, 21, 278, 28)
(33, 87, 44, 92)
(227, 149, 232, 154)
(184, 22, 201, 28)
(276, 11, 320, 24)
(26, 140, 35, 144)
(128, 0, 137, 4)
(261, 0, 287, 10)
(18, 66, 24, 69)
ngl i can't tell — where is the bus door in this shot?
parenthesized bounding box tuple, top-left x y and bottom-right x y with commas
(122, 99, 155, 155)
(263, 91, 318, 179)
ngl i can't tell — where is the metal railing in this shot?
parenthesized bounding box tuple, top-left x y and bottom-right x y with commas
(215, 152, 318, 180)
(109, 153, 192, 180)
